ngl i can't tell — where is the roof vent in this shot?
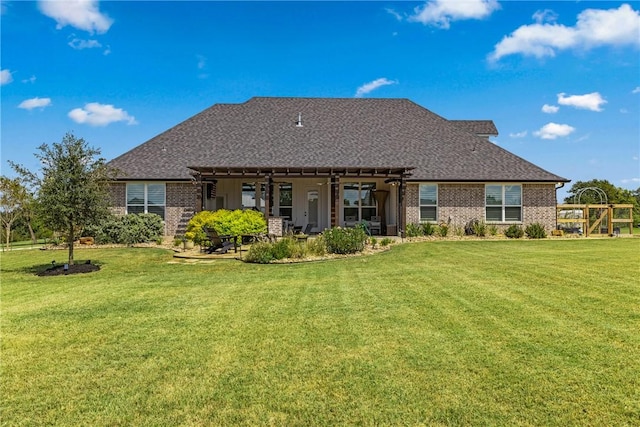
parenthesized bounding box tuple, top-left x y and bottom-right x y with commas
(295, 112, 303, 127)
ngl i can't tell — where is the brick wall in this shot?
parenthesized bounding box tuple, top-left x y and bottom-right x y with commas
(166, 183, 198, 237)
(522, 183, 557, 233)
(406, 183, 558, 232)
(438, 184, 485, 227)
(108, 183, 126, 216)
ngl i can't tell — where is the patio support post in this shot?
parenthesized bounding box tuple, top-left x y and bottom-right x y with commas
(194, 173, 204, 212)
(264, 175, 272, 220)
(331, 175, 340, 227)
(398, 177, 406, 237)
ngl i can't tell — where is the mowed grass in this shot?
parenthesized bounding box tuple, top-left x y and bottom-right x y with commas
(2, 239, 639, 426)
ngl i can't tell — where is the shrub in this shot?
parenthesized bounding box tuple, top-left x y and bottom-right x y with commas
(505, 224, 524, 239)
(380, 237, 393, 247)
(421, 222, 436, 236)
(244, 242, 274, 264)
(85, 213, 163, 245)
(306, 236, 327, 256)
(405, 223, 422, 238)
(525, 223, 547, 239)
(323, 226, 367, 254)
(473, 221, 487, 237)
(488, 224, 498, 236)
(369, 237, 378, 247)
(186, 209, 267, 245)
(437, 223, 449, 237)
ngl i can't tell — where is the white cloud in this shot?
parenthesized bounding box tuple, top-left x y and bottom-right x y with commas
(409, 0, 500, 29)
(38, 0, 113, 34)
(509, 130, 527, 138)
(22, 75, 37, 84)
(18, 97, 52, 110)
(409, 0, 501, 29)
(68, 38, 102, 50)
(68, 102, 137, 126)
(557, 92, 607, 112)
(534, 122, 576, 140)
(621, 177, 640, 184)
(1, 69, 13, 85)
(633, 86, 640, 94)
(355, 78, 398, 98)
(489, 4, 640, 61)
(386, 8, 403, 22)
(532, 9, 558, 24)
(542, 104, 559, 114)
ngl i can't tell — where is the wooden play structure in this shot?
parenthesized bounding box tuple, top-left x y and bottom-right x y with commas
(556, 204, 634, 236)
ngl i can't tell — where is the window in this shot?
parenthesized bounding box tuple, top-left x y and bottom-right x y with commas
(242, 182, 266, 212)
(127, 183, 165, 219)
(343, 182, 376, 221)
(486, 184, 521, 222)
(419, 184, 438, 222)
(278, 183, 292, 220)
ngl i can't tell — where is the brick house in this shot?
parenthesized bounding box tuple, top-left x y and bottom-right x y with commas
(107, 97, 569, 237)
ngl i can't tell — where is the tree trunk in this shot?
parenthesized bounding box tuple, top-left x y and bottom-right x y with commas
(4, 225, 10, 251)
(27, 220, 37, 244)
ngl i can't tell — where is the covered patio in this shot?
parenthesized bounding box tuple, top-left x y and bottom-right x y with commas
(188, 166, 414, 236)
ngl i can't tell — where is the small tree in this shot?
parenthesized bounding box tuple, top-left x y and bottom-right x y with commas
(0, 176, 29, 250)
(11, 133, 115, 265)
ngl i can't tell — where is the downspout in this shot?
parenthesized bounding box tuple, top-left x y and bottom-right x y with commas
(555, 181, 566, 231)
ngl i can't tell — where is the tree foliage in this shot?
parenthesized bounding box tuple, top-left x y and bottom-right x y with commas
(564, 179, 639, 225)
(0, 176, 30, 249)
(564, 179, 636, 205)
(10, 133, 115, 264)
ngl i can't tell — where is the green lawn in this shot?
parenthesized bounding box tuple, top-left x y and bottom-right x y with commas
(2, 239, 639, 426)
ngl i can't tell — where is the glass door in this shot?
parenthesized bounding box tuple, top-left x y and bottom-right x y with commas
(307, 189, 319, 230)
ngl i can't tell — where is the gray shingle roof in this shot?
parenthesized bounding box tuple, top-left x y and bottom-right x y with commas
(108, 97, 568, 183)
(449, 120, 498, 136)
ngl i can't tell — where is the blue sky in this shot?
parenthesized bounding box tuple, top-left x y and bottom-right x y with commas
(1, 0, 639, 200)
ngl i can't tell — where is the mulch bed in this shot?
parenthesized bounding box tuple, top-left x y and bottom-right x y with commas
(37, 262, 100, 277)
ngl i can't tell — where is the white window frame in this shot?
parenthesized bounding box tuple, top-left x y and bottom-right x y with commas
(126, 182, 166, 220)
(419, 184, 438, 222)
(485, 184, 522, 223)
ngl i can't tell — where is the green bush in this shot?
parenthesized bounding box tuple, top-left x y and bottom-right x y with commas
(323, 226, 367, 254)
(473, 221, 487, 237)
(306, 236, 327, 256)
(244, 242, 274, 264)
(185, 209, 267, 245)
(488, 224, 498, 236)
(505, 224, 524, 239)
(421, 222, 436, 236)
(380, 237, 393, 246)
(525, 223, 547, 239)
(369, 237, 378, 247)
(85, 213, 164, 245)
(437, 223, 449, 237)
(405, 223, 422, 238)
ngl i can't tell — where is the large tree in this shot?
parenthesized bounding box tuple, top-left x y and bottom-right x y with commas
(0, 176, 29, 250)
(11, 133, 115, 264)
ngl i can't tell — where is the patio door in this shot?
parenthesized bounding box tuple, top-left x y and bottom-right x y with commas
(306, 189, 319, 231)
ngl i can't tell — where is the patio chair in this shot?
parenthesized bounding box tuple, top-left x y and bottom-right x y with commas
(202, 226, 235, 254)
(345, 216, 357, 227)
(369, 216, 382, 235)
